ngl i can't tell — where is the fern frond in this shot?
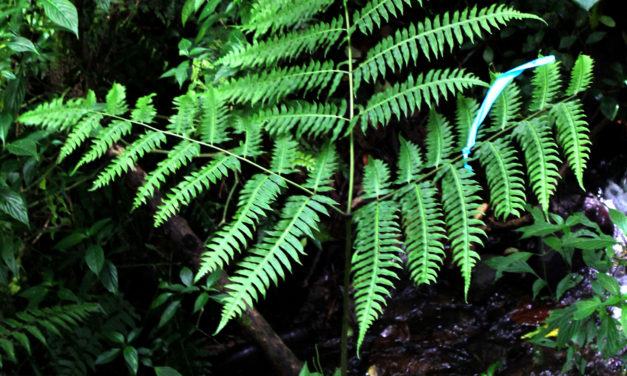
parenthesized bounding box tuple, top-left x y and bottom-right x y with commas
(58, 113, 103, 162)
(91, 131, 167, 191)
(352, 0, 418, 35)
(529, 59, 561, 112)
(221, 60, 343, 105)
(489, 79, 521, 131)
(425, 109, 454, 167)
(361, 68, 485, 130)
(154, 156, 240, 227)
(303, 142, 338, 192)
(217, 194, 329, 332)
(455, 95, 479, 150)
(198, 88, 230, 145)
(357, 5, 542, 83)
(566, 54, 594, 96)
(168, 91, 199, 136)
(550, 100, 590, 189)
(18, 93, 95, 131)
(242, 0, 334, 38)
(514, 119, 561, 215)
(396, 136, 423, 184)
(132, 141, 201, 210)
(440, 163, 485, 300)
(477, 139, 526, 220)
(270, 135, 299, 174)
(252, 101, 348, 140)
(75, 120, 133, 170)
(105, 83, 128, 116)
(130, 94, 158, 124)
(219, 17, 343, 68)
(400, 181, 446, 286)
(233, 119, 263, 158)
(352, 159, 402, 354)
(198, 174, 285, 280)
(0, 303, 99, 364)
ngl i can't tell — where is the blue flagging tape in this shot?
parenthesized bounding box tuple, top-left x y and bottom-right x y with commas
(462, 55, 556, 170)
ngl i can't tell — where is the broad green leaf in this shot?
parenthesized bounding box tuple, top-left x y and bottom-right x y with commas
(38, 0, 79, 37)
(596, 273, 621, 296)
(532, 278, 547, 300)
(85, 245, 105, 275)
(7, 36, 39, 54)
(0, 113, 12, 146)
(573, 297, 601, 320)
(555, 273, 583, 300)
(155, 366, 183, 376)
(123, 346, 139, 375)
(193, 292, 209, 313)
(100, 260, 119, 294)
(179, 267, 193, 287)
(6, 138, 38, 158)
(609, 208, 627, 235)
(621, 305, 627, 337)
(158, 300, 181, 328)
(95, 348, 121, 365)
(0, 185, 29, 227)
(485, 252, 535, 281)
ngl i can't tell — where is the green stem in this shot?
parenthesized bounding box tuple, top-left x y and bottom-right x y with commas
(341, 2, 355, 374)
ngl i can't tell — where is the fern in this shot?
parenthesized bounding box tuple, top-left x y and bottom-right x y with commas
(566, 54, 594, 96)
(197, 173, 285, 279)
(425, 109, 454, 167)
(18, 94, 94, 131)
(168, 91, 199, 136)
(154, 155, 241, 227)
(352, 0, 419, 35)
(58, 113, 103, 162)
(221, 60, 343, 104)
(439, 163, 485, 300)
(198, 88, 230, 145)
(218, 17, 343, 68)
(241, 0, 334, 38)
(550, 100, 591, 189)
(0, 303, 99, 365)
(74, 120, 133, 171)
(455, 95, 480, 150)
(91, 131, 167, 190)
(252, 100, 348, 139)
(489, 79, 521, 131)
(270, 135, 300, 174)
(477, 139, 526, 219)
(352, 159, 402, 353)
(514, 119, 562, 215)
(529, 59, 561, 112)
(357, 5, 543, 83)
(132, 140, 201, 210)
(361, 68, 486, 130)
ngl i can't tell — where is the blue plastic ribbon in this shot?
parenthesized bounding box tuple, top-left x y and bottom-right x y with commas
(462, 55, 556, 170)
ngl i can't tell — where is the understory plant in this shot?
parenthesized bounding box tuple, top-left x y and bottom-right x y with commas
(487, 207, 627, 374)
(15, 0, 597, 370)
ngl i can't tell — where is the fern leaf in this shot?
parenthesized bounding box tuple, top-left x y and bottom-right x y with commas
(455, 95, 479, 150)
(18, 92, 95, 131)
(219, 17, 343, 68)
(252, 100, 348, 140)
(514, 119, 561, 215)
(301, 142, 338, 194)
(233, 119, 264, 159)
(217, 194, 329, 332)
(488, 79, 521, 131)
(154, 156, 240, 227)
(132, 141, 201, 210)
(477, 139, 526, 220)
(352, 159, 402, 354)
(242, 0, 334, 38)
(131, 94, 158, 124)
(550, 100, 590, 189)
(362, 68, 485, 130)
(357, 5, 543, 83)
(198, 88, 230, 145)
(198, 174, 285, 280)
(400, 180, 446, 286)
(352, 0, 418, 35)
(425, 109, 454, 167)
(440, 163, 485, 300)
(529, 59, 561, 112)
(91, 131, 167, 191)
(105, 83, 128, 116)
(395, 136, 423, 184)
(75, 120, 133, 170)
(221, 60, 343, 105)
(58, 112, 103, 162)
(566, 54, 594, 96)
(270, 135, 299, 174)
(168, 91, 199, 136)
